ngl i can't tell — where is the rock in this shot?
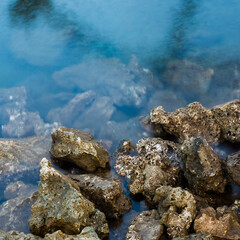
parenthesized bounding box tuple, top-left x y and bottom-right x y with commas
(29, 158, 108, 237)
(172, 233, 214, 240)
(165, 60, 213, 99)
(181, 137, 226, 195)
(4, 181, 38, 200)
(115, 140, 134, 156)
(150, 102, 221, 144)
(225, 151, 240, 186)
(150, 100, 240, 144)
(0, 192, 38, 232)
(0, 135, 51, 198)
(50, 127, 110, 172)
(211, 100, 240, 143)
(0, 230, 40, 240)
(126, 210, 164, 240)
(114, 138, 181, 200)
(194, 203, 240, 239)
(69, 174, 132, 218)
(154, 186, 197, 238)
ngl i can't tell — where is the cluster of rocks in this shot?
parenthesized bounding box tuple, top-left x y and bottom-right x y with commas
(114, 99, 240, 239)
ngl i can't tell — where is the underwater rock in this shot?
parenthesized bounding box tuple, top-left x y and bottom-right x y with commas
(0, 136, 51, 194)
(154, 186, 197, 238)
(50, 127, 110, 172)
(225, 151, 240, 186)
(165, 60, 214, 99)
(150, 102, 221, 144)
(4, 181, 38, 200)
(52, 57, 149, 107)
(172, 233, 214, 240)
(29, 158, 108, 237)
(114, 137, 181, 200)
(181, 137, 226, 195)
(126, 210, 164, 240)
(211, 100, 240, 143)
(0, 191, 38, 232)
(69, 174, 132, 218)
(194, 202, 240, 239)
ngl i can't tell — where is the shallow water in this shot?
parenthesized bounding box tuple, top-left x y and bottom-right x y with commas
(0, 0, 240, 238)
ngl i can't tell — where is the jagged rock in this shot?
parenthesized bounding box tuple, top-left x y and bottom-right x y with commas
(0, 227, 100, 240)
(150, 100, 240, 144)
(181, 137, 226, 195)
(50, 127, 110, 172)
(194, 202, 240, 239)
(165, 60, 214, 98)
(29, 158, 108, 238)
(0, 136, 51, 198)
(115, 140, 134, 156)
(69, 174, 132, 218)
(172, 233, 214, 240)
(150, 102, 220, 144)
(154, 186, 197, 238)
(114, 138, 181, 200)
(126, 210, 164, 240)
(4, 181, 38, 200)
(211, 100, 240, 143)
(225, 151, 240, 186)
(0, 192, 38, 232)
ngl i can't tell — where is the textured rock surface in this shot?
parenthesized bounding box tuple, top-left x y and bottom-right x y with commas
(172, 233, 214, 240)
(29, 158, 108, 238)
(0, 230, 40, 240)
(194, 202, 240, 239)
(69, 174, 132, 218)
(154, 186, 197, 238)
(225, 151, 240, 186)
(0, 192, 38, 232)
(50, 127, 110, 172)
(114, 137, 181, 200)
(126, 210, 164, 240)
(181, 137, 226, 195)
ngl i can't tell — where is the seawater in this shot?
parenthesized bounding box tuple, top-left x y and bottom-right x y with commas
(0, 0, 240, 239)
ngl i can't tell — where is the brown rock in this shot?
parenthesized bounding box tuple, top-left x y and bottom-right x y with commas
(225, 151, 240, 186)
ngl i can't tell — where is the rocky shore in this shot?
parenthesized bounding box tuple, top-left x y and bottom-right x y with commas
(0, 100, 239, 239)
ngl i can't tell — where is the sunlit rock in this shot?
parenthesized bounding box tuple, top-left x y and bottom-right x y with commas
(181, 137, 226, 195)
(69, 174, 132, 218)
(50, 127, 110, 172)
(29, 158, 108, 238)
(126, 210, 164, 240)
(154, 186, 197, 238)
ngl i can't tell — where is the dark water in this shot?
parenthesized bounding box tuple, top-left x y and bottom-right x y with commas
(0, 0, 240, 238)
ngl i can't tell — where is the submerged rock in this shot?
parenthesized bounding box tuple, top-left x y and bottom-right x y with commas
(126, 210, 164, 240)
(154, 186, 197, 238)
(29, 158, 108, 238)
(50, 127, 110, 172)
(181, 137, 226, 195)
(69, 174, 132, 218)
(114, 137, 181, 200)
(225, 151, 240, 186)
(194, 202, 240, 239)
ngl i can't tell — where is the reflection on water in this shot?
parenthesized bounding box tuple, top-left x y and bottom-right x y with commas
(0, 0, 240, 238)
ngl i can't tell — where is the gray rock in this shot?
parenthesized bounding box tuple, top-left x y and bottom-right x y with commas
(181, 137, 226, 195)
(225, 151, 240, 186)
(172, 233, 214, 240)
(29, 158, 108, 238)
(154, 186, 197, 238)
(0, 231, 40, 240)
(50, 127, 110, 172)
(126, 210, 164, 240)
(69, 174, 132, 218)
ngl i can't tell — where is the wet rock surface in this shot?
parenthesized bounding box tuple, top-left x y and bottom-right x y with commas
(50, 127, 110, 172)
(194, 202, 240, 239)
(69, 174, 132, 218)
(114, 137, 181, 200)
(126, 210, 164, 240)
(29, 158, 109, 238)
(154, 186, 197, 238)
(225, 151, 240, 186)
(181, 137, 226, 195)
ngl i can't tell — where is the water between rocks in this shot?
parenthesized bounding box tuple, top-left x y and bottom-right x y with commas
(0, 0, 240, 239)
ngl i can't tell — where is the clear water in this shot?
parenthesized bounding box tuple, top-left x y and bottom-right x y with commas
(0, 0, 240, 238)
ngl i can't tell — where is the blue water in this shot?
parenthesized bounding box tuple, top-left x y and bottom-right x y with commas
(0, 0, 240, 238)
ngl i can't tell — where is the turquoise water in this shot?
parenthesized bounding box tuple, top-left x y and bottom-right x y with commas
(0, 0, 240, 238)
